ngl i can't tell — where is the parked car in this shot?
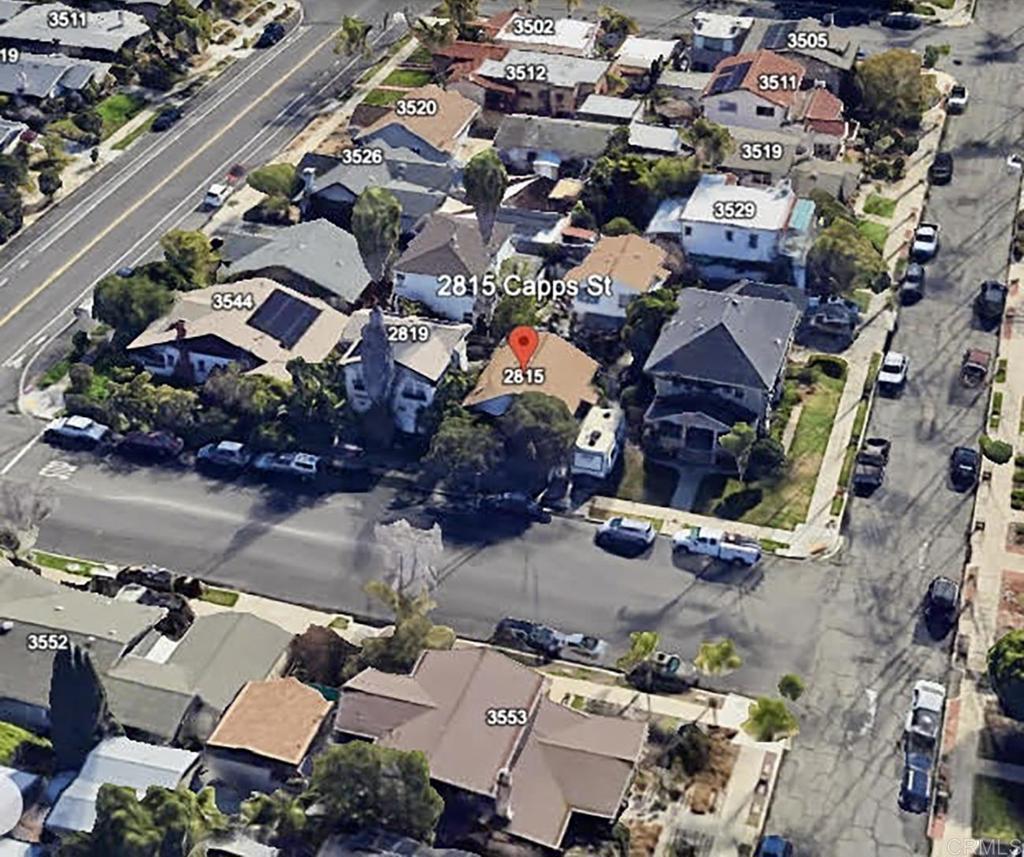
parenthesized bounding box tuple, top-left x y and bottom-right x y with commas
(949, 445, 981, 490)
(479, 492, 552, 523)
(905, 679, 946, 745)
(202, 183, 232, 209)
(852, 437, 891, 495)
(252, 451, 320, 481)
(899, 751, 933, 813)
(924, 575, 960, 639)
(976, 280, 1008, 324)
(152, 107, 181, 132)
(43, 415, 111, 448)
(672, 526, 762, 566)
(900, 263, 926, 304)
(255, 21, 285, 47)
(877, 352, 909, 394)
(960, 348, 992, 387)
(912, 222, 941, 260)
(928, 153, 954, 185)
(560, 633, 609, 662)
(596, 517, 657, 553)
(196, 440, 251, 471)
(756, 837, 795, 857)
(884, 11, 923, 28)
(947, 84, 969, 113)
(116, 430, 184, 461)
(492, 617, 562, 658)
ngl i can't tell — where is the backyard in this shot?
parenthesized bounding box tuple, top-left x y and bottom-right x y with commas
(694, 359, 847, 530)
(972, 775, 1024, 842)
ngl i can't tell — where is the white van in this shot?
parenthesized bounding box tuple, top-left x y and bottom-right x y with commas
(202, 183, 232, 209)
(571, 406, 625, 479)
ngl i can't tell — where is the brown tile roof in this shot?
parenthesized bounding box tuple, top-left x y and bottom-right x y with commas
(793, 87, 847, 137)
(704, 49, 805, 107)
(207, 677, 333, 766)
(126, 278, 349, 382)
(565, 234, 670, 294)
(357, 84, 480, 156)
(334, 649, 646, 850)
(435, 40, 508, 62)
(462, 332, 599, 414)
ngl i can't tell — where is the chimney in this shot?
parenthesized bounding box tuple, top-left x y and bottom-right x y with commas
(494, 768, 514, 821)
(301, 166, 316, 197)
(116, 9, 124, 27)
(173, 319, 187, 339)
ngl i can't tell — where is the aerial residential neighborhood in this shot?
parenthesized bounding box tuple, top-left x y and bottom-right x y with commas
(0, 0, 1022, 855)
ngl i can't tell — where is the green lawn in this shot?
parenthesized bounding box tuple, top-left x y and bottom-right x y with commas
(863, 194, 897, 219)
(850, 289, 872, 313)
(381, 68, 433, 87)
(112, 115, 155, 151)
(972, 775, 1024, 842)
(858, 220, 889, 253)
(48, 117, 90, 142)
(200, 586, 239, 607)
(407, 45, 433, 64)
(39, 358, 69, 388)
(362, 88, 404, 107)
(0, 721, 50, 765)
(95, 93, 148, 139)
(30, 549, 106, 576)
(614, 444, 679, 506)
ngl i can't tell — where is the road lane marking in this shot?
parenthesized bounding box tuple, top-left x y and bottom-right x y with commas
(39, 460, 77, 480)
(0, 433, 41, 476)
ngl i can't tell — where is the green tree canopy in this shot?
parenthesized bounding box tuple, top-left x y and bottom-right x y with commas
(602, 216, 639, 236)
(0, 153, 27, 188)
(438, 0, 480, 39)
(335, 14, 371, 55)
(0, 186, 24, 241)
(694, 639, 742, 676)
(491, 292, 539, 340)
(856, 48, 939, 129)
(597, 4, 639, 36)
(416, 368, 479, 437)
(989, 629, 1024, 720)
(160, 229, 219, 287)
(743, 697, 799, 741)
(306, 742, 444, 841)
(247, 163, 300, 198)
(808, 219, 887, 294)
(621, 286, 678, 366)
(718, 422, 756, 480)
(39, 167, 63, 199)
(683, 118, 734, 167)
(425, 407, 504, 488)
(463, 148, 508, 244)
(616, 630, 659, 673)
(644, 155, 700, 198)
(807, 188, 855, 229)
(498, 392, 578, 486)
(778, 673, 806, 701)
(352, 186, 402, 284)
(93, 272, 173, 343)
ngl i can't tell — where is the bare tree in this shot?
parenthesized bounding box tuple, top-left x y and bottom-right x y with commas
(0, 481, 55, 563)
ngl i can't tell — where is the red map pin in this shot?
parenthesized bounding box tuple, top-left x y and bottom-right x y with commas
(508, 325, 539, 371)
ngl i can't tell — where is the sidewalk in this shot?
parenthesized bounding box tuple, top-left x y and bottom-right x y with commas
(923, 0, 976, 28)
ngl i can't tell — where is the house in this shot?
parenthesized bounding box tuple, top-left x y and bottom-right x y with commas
(45, 738, 199, 834)
(301, 144, 456, 235)
(339, 308, 471, 434)
(0, 562, 164, 735)
(656, 69, 712, 104)
(494, 114, 614, 178)
(790, 86, 851, 159)
(689, 12, 754, 72)
(493, 12, 599, 57)
(205, 678, 333, 796)
(0, 118, 26, 153)
(652, 173, 816, 288)
(319, 832, 477, 857)
(0, 54, 109, 100)
(719, 126, 807, 187)
(0, 4, 149, 60)
(567, 234, 670, 329)
(746, 17, 859, 94)
(333, 648, 647, 851)
(430, 39, 508, 81)
(643, 287, 799, 463)
(790, 157, 862, 203)
(393, 213, 514, 321)
(613, 36, 680, 77)
(463, 331, 598, 417)
(356, 85, 480, 165)
(628, 123, 684, 156)
(470, 51, 609, 117)
(224, 220, 371, 308)
(126, 279, 349, 384)
(577, 94, 642, 125)
(702, 50, 806, 132)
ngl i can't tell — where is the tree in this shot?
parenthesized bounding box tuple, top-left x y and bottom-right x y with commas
(718, 422, 756, 480)
(425, 407, 504, 489)
(73, 110, 103, 138)
(306, 742, 443, 841)
(498, 392, 578, 487)
(491, 292, 539, 340)
(289, 624, 358, 686)
(778, 673, 805, 701)
(808, 188, 855, 229)
(747, 436, 786, 481)
(336, 14, 371, 56)
(154, 0, 213, 54)
(808, 219, 887, 293)
(856, 49, 939, 129)
(683, 118, 734, 167)
(247, 162, 300, 198)
(989, 629, 1024, 720)
(0, 153, 26, 188)
(439, 0, 480, 39)
(416, 368, 478, 436)
(621, 286, 678, 367)
(694, 639, 742, 677)
(68, 363, 94, 395)
(352, 187, 402, 285)
(743, 697, 798, 741)
(597, 5, 639, 36)
(49, 644, 119, 771)
(602, 216, 639, 236)
(160, 229, 219, 287)
(672, 723, 710, 774)
(644, 155, 700, 199)
(93, 273, 173, 343)
(411, 17, 454, 51)
(581, 153, 656, 231)
(463, 148, 507, 244)
(241, 790, 307, 849)
(616, 630, 659, 673)
(38, 167, 63, 199)
(0, 186, 24, 241)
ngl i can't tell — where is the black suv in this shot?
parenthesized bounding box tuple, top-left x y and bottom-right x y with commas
(152, 107, 181, 132)
(900, 263, 926, 305)
(492, 618, 562, 658)
(924, 575, 959, 639)
(976, 280, 1008, 324)
(116, 430, 184, 461)
(928, 152, 954, 185)
(950, 446, 980, 490)
(256, 22, 285, 47)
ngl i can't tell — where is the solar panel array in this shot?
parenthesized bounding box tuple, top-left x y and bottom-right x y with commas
(761, 21, 797, 51)
(707, 60, 752, 95)
(247, 289, 322, 349)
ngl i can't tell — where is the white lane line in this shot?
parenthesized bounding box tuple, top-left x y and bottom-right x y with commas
(0, 432, 42, 477)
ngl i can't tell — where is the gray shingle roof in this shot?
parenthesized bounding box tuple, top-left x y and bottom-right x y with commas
(477, 50, 609, 88)
(644, 288, 800, 389)
(0, 54, 108, 98)
(0, 4, 149, 52)
(340, 310, 470, 382)
(494, 114, 614, 159)
(395, 213, 513, 278)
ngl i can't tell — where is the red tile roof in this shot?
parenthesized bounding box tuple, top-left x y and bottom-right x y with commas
(704, 49, 806, 108)
(794, 87, 847, 137)
(435, 40, 509, 62)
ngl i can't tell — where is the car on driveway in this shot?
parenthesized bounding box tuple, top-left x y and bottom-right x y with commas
(950, 445, 980, 490)
(947, 84, 969, 113)
(596, 517, 657, 553)
(196, 440, 251, 472)
(252, 451, 320, 481)
(924, 576, 960, 639)
(877, 352, 909, 395)
(928, 153, 954, 185)
(912, 222, 941, 260)
(116, 430, 184, 461)
(152, 107, 181, 132)
(44, 415, 111, 449)
(976, 280, 1008, 324)
(905, 679, 946, 745)
(900, 263, 926, 304)
(899, 751, 933, 813)
(492, 617, 563, 658)
(756, 837, 794, 857)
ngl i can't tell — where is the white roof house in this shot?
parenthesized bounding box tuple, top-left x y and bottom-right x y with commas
(615, 36, 679, 70)
(692, 11, 754, 40)
(46, 738, 199, 834)
(579, 94, 641, 123)
(680, 173, 796, 230)
(494, 13, 599, 57)
(477, 50, 609, 89)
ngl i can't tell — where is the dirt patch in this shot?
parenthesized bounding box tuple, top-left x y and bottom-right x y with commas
(997, 568, 1024, 635)
(1004, 522, 1024, 554)
(978, 699, 1024, 765)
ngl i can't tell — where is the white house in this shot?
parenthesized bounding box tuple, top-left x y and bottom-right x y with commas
(567, 234, 670, 328)
(493, 13, 599, 57)
(690, 12, 754, 71)
(614, 36, 680, 75)
(340, 308, 471, 434)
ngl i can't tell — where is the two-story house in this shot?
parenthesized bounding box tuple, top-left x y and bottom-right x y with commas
(468, 50, 610, 117)
(339, 308, 471, 434)
(745, 17, 859, 96)
(647, 173, 816, 288)
(494, 113, 615, 178)
(642, 288, 799, 464)
(689, 12, 754, 72)
(567, 234, 670, 329)
(493, 13, 599, 57)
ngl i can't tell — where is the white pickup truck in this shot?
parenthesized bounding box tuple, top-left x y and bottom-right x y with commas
(672, 526, 763, 566)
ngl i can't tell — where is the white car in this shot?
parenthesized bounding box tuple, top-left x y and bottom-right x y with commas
(252, 451, 320, 481)
(43, 415, 111, 447)
(559, 633, 609, 662)
(596, 517, 657, 550)
(202, 183, 232, 209)
(877, 352, 909, 392)
(905, 679, 946, 744)
(196, 440, 251, 470)
(947, 84, 968, 113)
(912, 222, 940, 260)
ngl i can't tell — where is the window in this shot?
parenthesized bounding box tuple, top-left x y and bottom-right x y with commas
(618, 293, 633, 309)
(748, 233, 759, 249)
(195, 358, 206, 372)
(724, 229, 734, 242)
(755, 105, 775, 117)
(718, 100, 738, 113)
(577, 290, 600, 304)
(683, 225, 693, 237)
(401, 385, 428, 402)
(352, 376, 366, 391)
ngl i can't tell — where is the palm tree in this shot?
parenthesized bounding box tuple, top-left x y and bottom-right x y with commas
(778, 673, 806, 702)
(616, 630, 659, 674)
(440, 0, 479, 39)
(351, 186, 402, 289)
(240, 790, 307, 847)
(463, 148, 508, 244)
(564, 0, 582, 17)
(597, 5, 638, 36)
(411, 16, 454, 52)
(684, 118, 735, 167)
(694, 638, 742, 677)
(743, 697, 799, 741)
(718, 421, 756, 480)
(336, 15, 371, 56)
